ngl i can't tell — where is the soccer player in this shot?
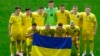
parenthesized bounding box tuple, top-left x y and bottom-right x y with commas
(69, 5, 81, 27)
(26, 23, 39, 56)
(21, 8, 32, 53)
(40, 24, 55, 36)
(8, 6, 23, 56)
(54, 23, 65, 37)
(44, 0, 58, 26)
(32, 7, 46, 26)
(81, 6, 97, 56)
(11, 6, 23, 16)
(65, 21, 80, 56)
(56, 4, 69, 25)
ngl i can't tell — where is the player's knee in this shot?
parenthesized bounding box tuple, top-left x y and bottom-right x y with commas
(27, 45, 31, 48)
(75, 44, 79, 49)
(73, 40, 79, 45)
(72, 41, 79, 49)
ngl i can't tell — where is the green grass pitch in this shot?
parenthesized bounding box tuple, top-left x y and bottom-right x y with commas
(0, 0, 100, 56)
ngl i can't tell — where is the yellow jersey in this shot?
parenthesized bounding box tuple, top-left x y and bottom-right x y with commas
(32, 12, 45, 26)
(26, 27, 40, 38)
(65, 25, 80, 37)
(56, 10, 69, 25)
(80, 12, 96, 31)
(69, 12, 81, 27)
(54, 27, 66, 37)
(9, 13, 22, 32)
(11, 12, 23, 16)
(39, 26, 55, 36)
(22, 13, 32, 29)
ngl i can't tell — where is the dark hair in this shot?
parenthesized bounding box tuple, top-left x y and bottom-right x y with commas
(73, 5, 78, 8)
(48, 0, 53, 3)
(25, 7, 31, 11)
(58, 23, 63, 26)
(85, 5, 90, 8)
(38, 6, 43, 9)
(15, 6, 21, 10)
(32, 23, 37, 26)
(60, 4, 65, 7)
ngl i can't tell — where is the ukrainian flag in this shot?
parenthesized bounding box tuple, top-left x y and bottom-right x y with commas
(31, 33, 72, 56)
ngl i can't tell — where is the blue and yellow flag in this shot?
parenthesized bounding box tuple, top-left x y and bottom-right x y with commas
(31, 33, 72, 56)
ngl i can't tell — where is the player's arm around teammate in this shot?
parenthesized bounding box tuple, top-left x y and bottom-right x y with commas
(32, 7, 46, 26)
(69, 5, 82, 28)
(56, 4, 70, 25)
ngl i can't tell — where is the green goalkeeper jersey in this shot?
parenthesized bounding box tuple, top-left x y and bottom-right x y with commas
(44, 7, 58, 26)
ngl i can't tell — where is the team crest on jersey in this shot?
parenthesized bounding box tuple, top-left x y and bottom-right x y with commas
(88, 17, 92, 21)
(76, 15, 79, 18)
